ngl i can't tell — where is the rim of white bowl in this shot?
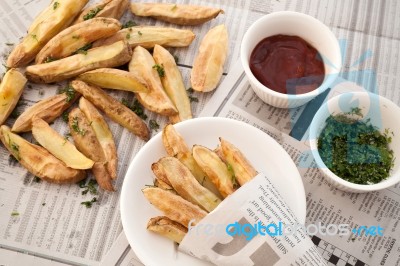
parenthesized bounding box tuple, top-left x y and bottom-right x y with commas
(240, 11, 342, 101)
(309, 92, 400, 192)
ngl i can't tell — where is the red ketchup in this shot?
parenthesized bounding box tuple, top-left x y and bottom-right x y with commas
(249, 35, 325, 94)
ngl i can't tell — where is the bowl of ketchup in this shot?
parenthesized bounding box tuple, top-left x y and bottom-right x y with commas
(241, 11, 342, 108)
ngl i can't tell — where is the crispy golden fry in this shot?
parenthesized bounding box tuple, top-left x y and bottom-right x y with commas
(79, 97, 117, 179)
(0, 125, 86, 184)
(153, 45, 192, 123)
(129, 46, 177, 116)
(142, 187, 207, 227)
(154, 178, 174, 191)
(0, 69, 27, 125)
(73, 0, 129, 24)
(71, 80, 149, 140)
(12, 92, 79, 133)
(147, 216, 188, 244)
(176, 152, 222, 198)
(68, 108, 114, 191)
(157, 157, 221, 212)
(191, 24, 228, 92)
(192, 144, 235, 198)
(220, 138, 258, 186)
(130, 3, 223, 26)
(162, 124, 190, 156)
(36, 18, 121, 64)
(31, 117, 94, 169)
(78, 68, 149, 93)
(151, 161, 172, 187)
(6, 0, 88, 68)
(26, 40, 132, 84)
(93, 26, 195, 49)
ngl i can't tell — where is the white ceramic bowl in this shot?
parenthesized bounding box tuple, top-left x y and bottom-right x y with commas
(241, 11, 342, 108)
(309, 92, 400, 193)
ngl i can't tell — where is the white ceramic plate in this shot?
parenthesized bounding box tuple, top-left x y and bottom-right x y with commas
(120, 117, 306, 266)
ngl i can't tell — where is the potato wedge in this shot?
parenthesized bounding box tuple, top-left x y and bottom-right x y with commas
(147, 216, 188, 244)
(162, 124, 190, 156)
(31, 117, 94, 170)
(73, 0, 129, 24)
(78, 68, 148, 93)
(153, 45, 192, 123)
(93, 26, 195, 49)
(0, 69, 27, 125)
(71, 80, 149, 140)
(35, 18, 121, 64)
(157, 157, 221, 212)
(151, 161, 172, 187)
(176, 152, 221, 197)
(192, 145, 235, 198)
(26, 40, 132, 84)
(154, 178, 174, 191)
(6, 0, 88, 68)
(142, 187, 207, 227)
(0, 125, 86, 184)
(12, 91, 79, 133)
(129, 46, 177, 116)
(131, 3, 223, 26)
(79, 97, 117, 179)
(191, 24, 228, 92)
(220, 138, 258, 186)
(68, 108, 114, 191)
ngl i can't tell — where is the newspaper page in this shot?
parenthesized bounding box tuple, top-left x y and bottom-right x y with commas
(0, 0, 257, 265)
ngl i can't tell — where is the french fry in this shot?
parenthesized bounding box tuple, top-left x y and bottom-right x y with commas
(78, 68, 149, 93)
(0, 125, 86, 184)
(142, 187, 207, 227)
(192, 144, 235, 198)
(26, 40, 132, 84)
(153, 45, 192, 123)
(68, 108, 114, 191)
(0, 69, 27, 125)
(71, 80, 149, 141)
(36, 17, 121, 64)
(73, 0, 129, 24)
(129, 46, 177, 116)
(156, 157, 221, 212)
(93, 26, 195, 49)
(79, 97, 118, 179)
(31, 117, 94, 170)
(12, 91, 79, 133)
(162, 124, 190, 156)
(175, 152, 221, 197)
(6, 0, 88, 68)
(130, 3, 223, 26)
(191, 24, 228, 92)
(147, 216, 188, 244)
(219, 138, 258, 186)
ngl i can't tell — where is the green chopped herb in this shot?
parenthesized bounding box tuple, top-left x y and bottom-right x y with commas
(34, 176, 41, 183)
(72, 35, 80, 40)
(71, 117, 86, 136)
(149, 119, 160, 131)
(83, 7, 103, 20)
(126, 33, 131, 40)
(80, 179, 98, 195)
(10, 108, 20, 119)
(62, 112, 69, 122)
(31, 34, 38, 41)
(77, 179, 87, 188)
(5, 43, 13, 46)
(9, 139, 20, 160)
(122, 20, 137, 29)
(317, 108, 394, 185)
(81, 197, 97, 208)
(171, 4, 177, 11)
(138, 31, 143, 36)
(152, 64, 165, 77)
(186, 87, 199, 102)
(11, 211, 19, 216)
(58, 85, 76, 102)
(121, 98, 148, 120)
(73, 43, 92, 55)
(53, 1, 59, 10)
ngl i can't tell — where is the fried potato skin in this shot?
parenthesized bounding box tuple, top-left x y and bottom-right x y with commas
(147, 216, 188, 243)
(73, 0, 129, 24)
(162, 124, 190, 156)
(0, 125, 86, 184)
(0, 69, 27, 125)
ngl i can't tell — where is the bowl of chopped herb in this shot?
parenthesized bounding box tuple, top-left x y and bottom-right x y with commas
(309, 92, 400, 193)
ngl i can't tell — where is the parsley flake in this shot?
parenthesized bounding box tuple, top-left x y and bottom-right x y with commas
(152, 64, 165, 77)
(83, 7, 103, 20)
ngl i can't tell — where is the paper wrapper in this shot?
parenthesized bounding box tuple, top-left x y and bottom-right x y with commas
(179, 173, 327, 266)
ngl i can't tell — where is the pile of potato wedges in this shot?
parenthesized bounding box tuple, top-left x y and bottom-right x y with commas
(0, 0, 229, 191)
